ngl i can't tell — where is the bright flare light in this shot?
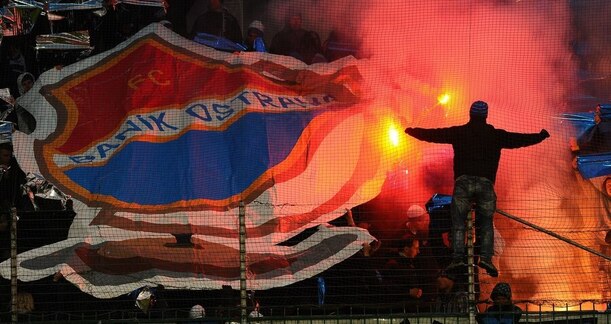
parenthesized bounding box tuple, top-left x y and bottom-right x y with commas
(388, 125, 400, 147)
(437, 93, 451, 105)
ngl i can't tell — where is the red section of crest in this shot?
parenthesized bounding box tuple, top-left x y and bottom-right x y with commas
(53, 39, 291, 154)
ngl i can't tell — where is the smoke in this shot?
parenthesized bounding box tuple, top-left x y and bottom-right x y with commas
(570, 1, 611, 99)
(260, 0, 611, 304)
(571, 2, 611, 72)
(263, 0, 611, 306)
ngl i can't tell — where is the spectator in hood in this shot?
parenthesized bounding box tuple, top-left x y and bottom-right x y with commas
(244, 20, 266, 52)
(478, 282, 522, 324)
(17, 72, 35, 97)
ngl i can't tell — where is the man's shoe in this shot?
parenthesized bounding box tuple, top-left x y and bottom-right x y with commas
(478, 259, 498, 277)
(445, 258, 467, 272)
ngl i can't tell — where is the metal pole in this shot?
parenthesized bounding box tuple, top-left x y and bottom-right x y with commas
(10, 207, 18, 324)
(239, 201, 247, 324)
(496, 209, 611, 261)
(467, 208, 476, 324)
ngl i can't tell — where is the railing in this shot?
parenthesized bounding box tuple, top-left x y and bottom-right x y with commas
(2, 307, 609, 323)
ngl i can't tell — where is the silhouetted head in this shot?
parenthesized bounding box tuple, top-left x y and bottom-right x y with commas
(287, 13, 302, 31)
(469, 100, 488, 120)
(490, 282, 512, 305)
(400, 238, 420, 258)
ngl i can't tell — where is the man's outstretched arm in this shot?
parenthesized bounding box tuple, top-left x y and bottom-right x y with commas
(499, 129, 550, 149)
(405, 127, 455, 144)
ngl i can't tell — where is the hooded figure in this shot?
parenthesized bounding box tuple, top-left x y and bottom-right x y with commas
(17, 72, 35, 97)
(490, 282, 512, 302)
(479, 282, 522, 324)
(244, 20, 266, 52)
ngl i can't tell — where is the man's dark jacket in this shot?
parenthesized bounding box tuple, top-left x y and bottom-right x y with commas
(405, 119, 548, 183)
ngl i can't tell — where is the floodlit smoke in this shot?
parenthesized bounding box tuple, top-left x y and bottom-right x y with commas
(263, 0, 609, 304)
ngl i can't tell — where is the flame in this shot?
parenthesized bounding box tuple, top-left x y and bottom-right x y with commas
(373, 115, 408, 162)
(437, 93, 451, 105)
(388, 125, 400, 147)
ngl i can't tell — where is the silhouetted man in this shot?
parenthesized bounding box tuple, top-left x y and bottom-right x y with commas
(405, 101, 549, 277)
(269, 13, 305, 57)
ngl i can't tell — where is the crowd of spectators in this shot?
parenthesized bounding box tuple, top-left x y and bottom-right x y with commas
(0, 0, 362, 105)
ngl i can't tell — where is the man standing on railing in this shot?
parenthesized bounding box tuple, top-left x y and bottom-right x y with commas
(404, 101, 550, 277)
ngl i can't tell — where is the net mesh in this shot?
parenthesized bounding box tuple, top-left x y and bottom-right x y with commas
(0, 0, 610, 320)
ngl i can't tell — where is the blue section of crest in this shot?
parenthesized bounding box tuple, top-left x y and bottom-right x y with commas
(65, 111, 321, 205)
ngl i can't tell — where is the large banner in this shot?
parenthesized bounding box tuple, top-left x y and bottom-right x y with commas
(0, 23, 400, 298)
